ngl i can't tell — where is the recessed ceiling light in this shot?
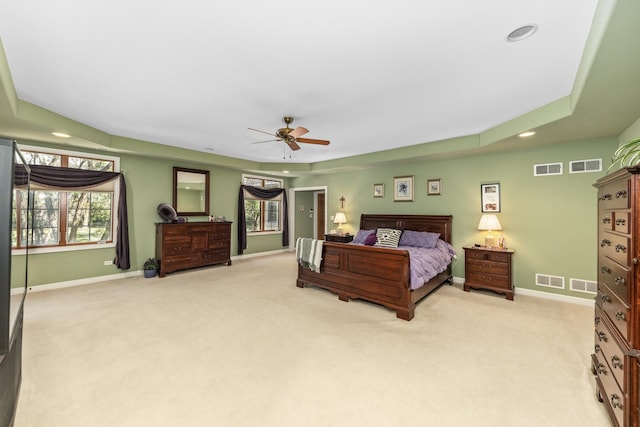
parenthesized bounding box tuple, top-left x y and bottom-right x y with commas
(282, 170, 289, 174)
(506, 24, 538, 42)
(51, 132, 71, 138)
(518, 131, 536, 138)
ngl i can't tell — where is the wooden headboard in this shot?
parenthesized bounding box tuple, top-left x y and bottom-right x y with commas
(359, 214, 453, 244)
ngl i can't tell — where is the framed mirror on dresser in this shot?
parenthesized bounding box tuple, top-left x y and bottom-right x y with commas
(173, 167, 210, 216)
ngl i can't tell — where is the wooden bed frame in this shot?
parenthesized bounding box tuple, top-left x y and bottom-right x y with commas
(296, 214, 453, 320)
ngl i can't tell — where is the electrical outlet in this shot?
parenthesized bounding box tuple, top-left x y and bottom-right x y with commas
(103, 260, 113, 266)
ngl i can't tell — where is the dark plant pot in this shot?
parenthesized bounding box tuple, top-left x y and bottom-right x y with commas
(143, 269, 157, 278)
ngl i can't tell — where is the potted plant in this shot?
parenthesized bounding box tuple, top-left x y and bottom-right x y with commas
(143, 257, 159, 278)
(609, 137, 640, 173)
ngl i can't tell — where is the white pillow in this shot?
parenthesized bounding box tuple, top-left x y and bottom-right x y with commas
(374, 228, 402, 248)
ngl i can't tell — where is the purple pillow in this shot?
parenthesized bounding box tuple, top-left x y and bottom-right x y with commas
(364, 233, 377, 246)
(353, 229, 376, 244)
(399, 230, 440, 248)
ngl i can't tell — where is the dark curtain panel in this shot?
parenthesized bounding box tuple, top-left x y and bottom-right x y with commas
(15, 164, 131, 269)
(237, 185, 288, 255)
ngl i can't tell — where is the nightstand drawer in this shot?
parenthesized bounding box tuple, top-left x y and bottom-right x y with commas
(466, 259, 509, 276)
(466, 272, 510, 289)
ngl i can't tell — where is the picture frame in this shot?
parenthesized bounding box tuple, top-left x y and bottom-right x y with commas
(481, 183, 501, 212)
(427, 179, 441, 196)
(393, 176, 414, 202)
(373, 183, 384, 198)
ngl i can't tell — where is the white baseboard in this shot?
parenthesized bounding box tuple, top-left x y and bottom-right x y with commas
(452, 276, 594, 307)
(24, 270, 141, 294)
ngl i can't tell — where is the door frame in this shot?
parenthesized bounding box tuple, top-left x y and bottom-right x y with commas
(288, 185, 328, 250)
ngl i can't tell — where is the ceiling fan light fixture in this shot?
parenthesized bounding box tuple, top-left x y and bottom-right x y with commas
(506, 24, 538, 42)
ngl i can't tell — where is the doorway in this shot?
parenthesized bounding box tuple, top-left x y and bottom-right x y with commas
(288, 185, 328, 249)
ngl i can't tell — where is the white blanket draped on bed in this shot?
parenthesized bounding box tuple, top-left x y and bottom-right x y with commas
(296, 237, 324, 273)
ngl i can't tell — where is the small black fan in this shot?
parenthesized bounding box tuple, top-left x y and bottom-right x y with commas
(157, 203, 177, 222)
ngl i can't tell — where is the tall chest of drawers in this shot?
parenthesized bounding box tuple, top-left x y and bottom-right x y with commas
(593, 167, 640, 427)
(155, 222, 232, 277)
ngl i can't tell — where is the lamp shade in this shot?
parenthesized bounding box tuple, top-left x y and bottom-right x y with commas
(478, 214, 502, 231)
(334, 212, 347, 224)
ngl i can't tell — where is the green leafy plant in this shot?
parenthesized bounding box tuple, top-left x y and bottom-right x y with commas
(609, 137, 640, 173)
(143, 258, 159, 270)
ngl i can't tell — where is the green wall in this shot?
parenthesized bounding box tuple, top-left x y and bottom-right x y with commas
(294, 191, 315, 239)
(12, 142, 291, 285)
(292, 137, 619, 299)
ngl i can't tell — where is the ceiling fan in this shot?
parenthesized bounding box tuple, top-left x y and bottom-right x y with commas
(248, 116, 330, 151)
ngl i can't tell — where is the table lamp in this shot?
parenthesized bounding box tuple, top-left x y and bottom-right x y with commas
(333, 212, 347, 235)
(478, 214, 502, 248)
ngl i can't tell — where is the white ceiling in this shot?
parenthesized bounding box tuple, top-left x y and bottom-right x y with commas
(0, 0, 600, 163)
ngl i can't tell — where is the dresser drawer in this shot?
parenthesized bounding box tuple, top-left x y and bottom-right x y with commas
(595, 305, 627, 392)
(612, 211, 630, 234)
(466, 272, 510, 289)
(592, 351, 626, 427)
(466, 258, 509, 275)
(202, 249, 230, 263)
(599, 256, 630, 304)
(598, 283, 630, 342)
(161, 253, 200, 270)
(465, 250, 510, 263)
(600, 233, 631, 267)
(599, 179, 630, 210)
(163, 242, 193, 255)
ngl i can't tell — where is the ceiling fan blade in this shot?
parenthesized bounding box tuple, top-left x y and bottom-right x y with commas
(296, 137, 330, 146)
(289, 126, 309, 138)
(248, 127, 278, 137)
(286, 140, 301, 151)
(252, 139, 280, 144)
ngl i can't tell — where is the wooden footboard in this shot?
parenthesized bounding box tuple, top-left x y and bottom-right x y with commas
(296, 214, 453, 321)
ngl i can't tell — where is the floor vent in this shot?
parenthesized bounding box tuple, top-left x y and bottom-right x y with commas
(570, 278, 597, 294)
(535, 273, 565, 289)
(534, 162, 563, 176)
(569, 158, 602, 174)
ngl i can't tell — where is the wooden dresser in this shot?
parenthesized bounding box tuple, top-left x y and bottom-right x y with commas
(463, 246, 515, 300)
(593, 167, 640, 427)
(155, 222, 232, 277)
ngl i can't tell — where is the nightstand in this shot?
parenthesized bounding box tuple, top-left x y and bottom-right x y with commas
(463, 246, 515, 300)
(324, 234, 354, 243)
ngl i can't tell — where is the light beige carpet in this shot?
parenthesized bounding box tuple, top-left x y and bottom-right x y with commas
(14, 252, 609, 427)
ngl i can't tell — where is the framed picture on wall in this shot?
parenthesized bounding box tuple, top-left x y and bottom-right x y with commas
(393, 176, 414, 202)
(373, 183, 384, 198)
(427, 179, 441, 196)
(481, 183, 501, 212)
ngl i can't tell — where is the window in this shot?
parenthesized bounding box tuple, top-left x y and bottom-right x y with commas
(12, 146, 119, 250)
(242, 174, 283, 233)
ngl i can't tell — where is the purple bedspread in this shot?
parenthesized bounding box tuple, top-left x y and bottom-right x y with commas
(402, 240, 456, 289)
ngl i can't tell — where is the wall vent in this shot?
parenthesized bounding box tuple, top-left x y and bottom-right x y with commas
(535, 273, 565, 289)
(534, 162, 563, 176)
(570, 278, 597, 294)
(569, 158, 602, 174)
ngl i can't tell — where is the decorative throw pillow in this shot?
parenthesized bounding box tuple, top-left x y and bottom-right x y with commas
(374, 228, 402, 248)
(352, 229, 376, 244)
(399, 230, 441, 248)
(363, 233, 377, 246)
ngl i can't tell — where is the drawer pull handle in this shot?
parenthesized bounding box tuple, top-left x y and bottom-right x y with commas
(602, 217, 612, 224)
(597, 331, 608, 342)
(611, 394, 623, 409)
(615, 244, 627, 253)
(600, 294, 611, 303)
(595, 344, 601, 353)
(611, 355, 623, 369)
(600, 193, 612, 201)
(596, 362, 606, 374)
(600, 266, 611, 274)
(595, 316, 600, 325)
(615, 218, 626, 225)
(615, 311, 626, 321)
(600, 239, 611, 247)
(615, 190, 627, 199)
(614, 276, 625, 286)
